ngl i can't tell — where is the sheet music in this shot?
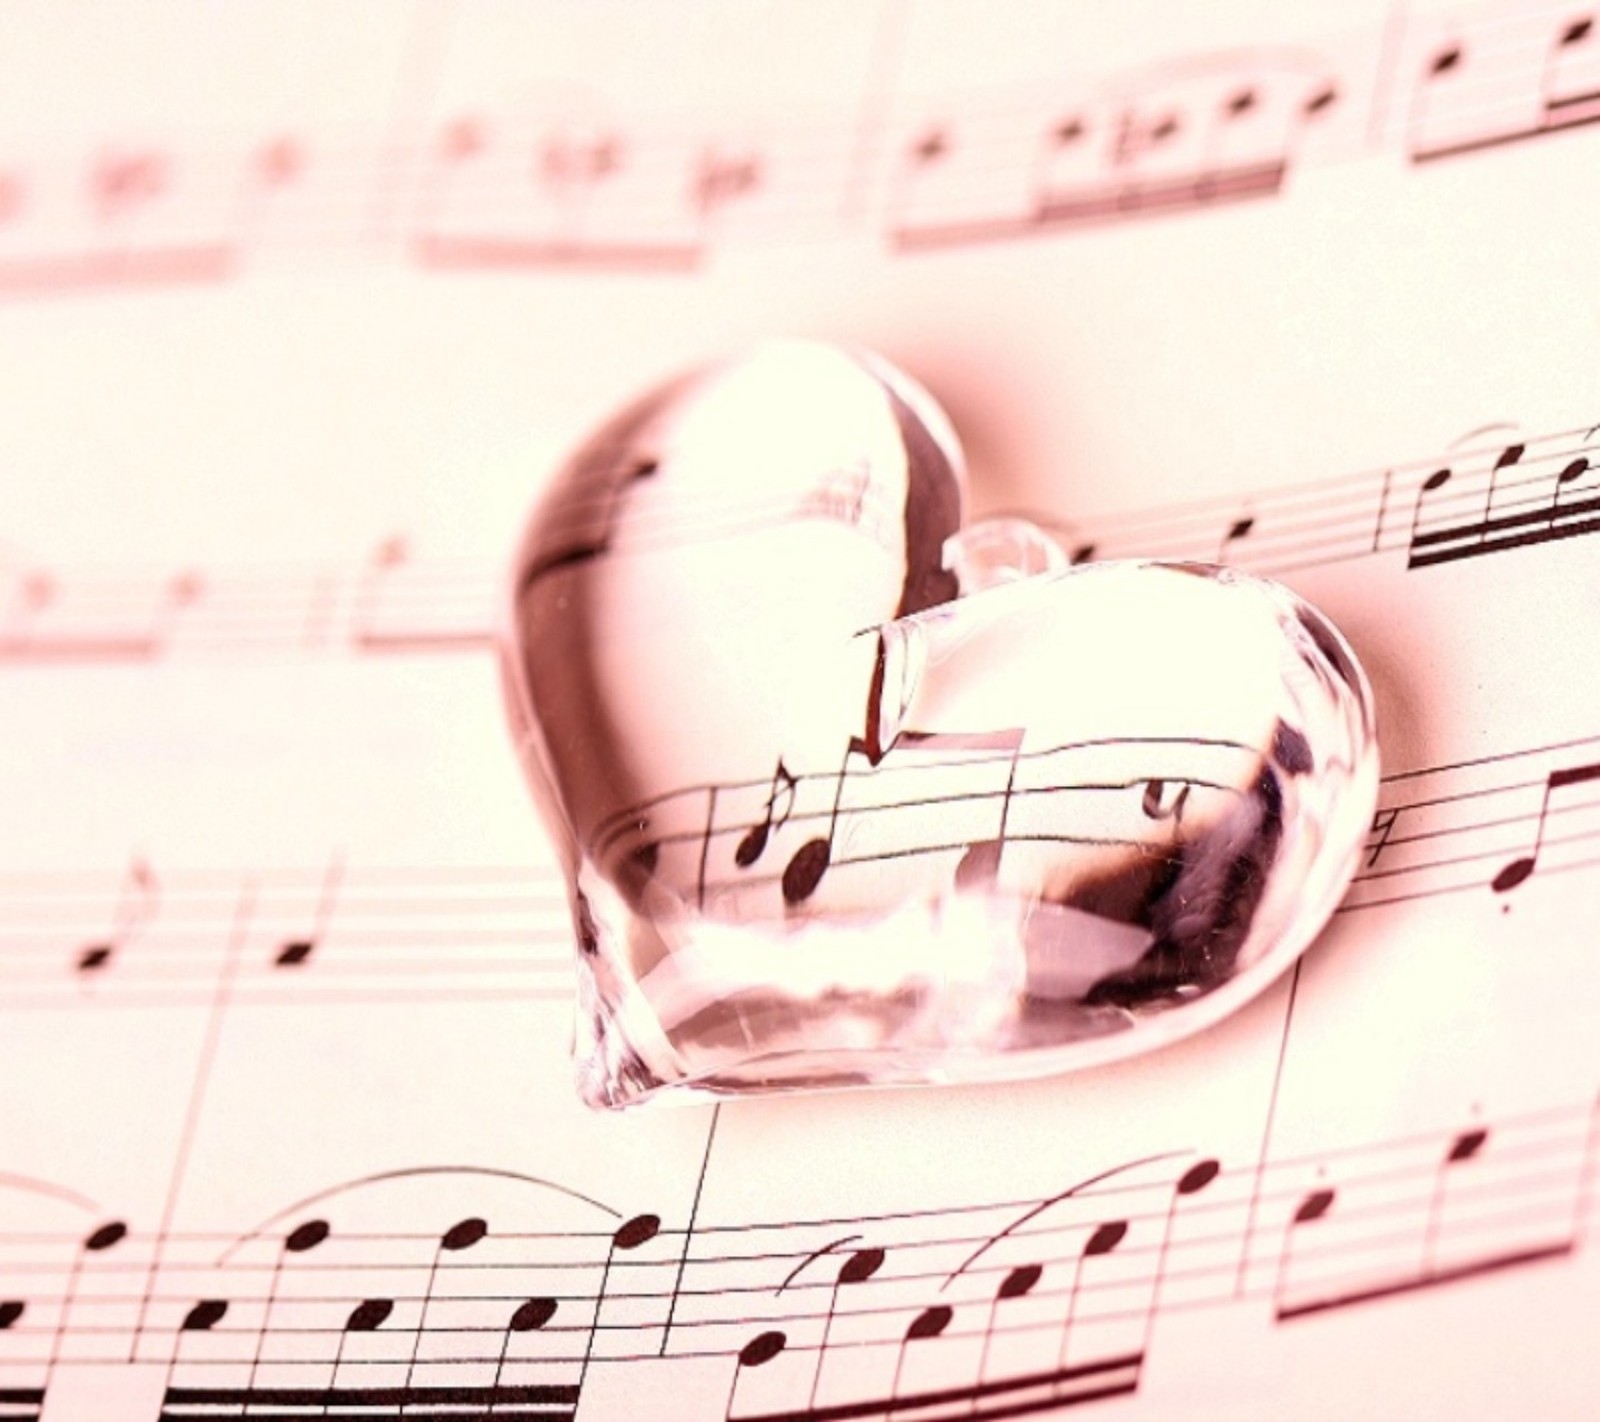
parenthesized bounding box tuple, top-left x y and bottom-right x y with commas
(4, 0, 1600, 1417)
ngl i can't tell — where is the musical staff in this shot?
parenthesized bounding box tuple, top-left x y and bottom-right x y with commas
(1407, 7, 1600, 163)
(6, 412, 1599, 670)
(6, 721, 1600, 1011)
(1, 1097, 1595, 1421)
(0, 2, 1590, 293)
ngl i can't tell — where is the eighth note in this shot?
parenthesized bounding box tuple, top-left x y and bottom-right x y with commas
(1491, 762, 1600, 893)
(735, 760, 797, 868)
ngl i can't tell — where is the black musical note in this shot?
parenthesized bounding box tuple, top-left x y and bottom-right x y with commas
(725, 1330, 788, 1421)
(1217, 515, 1255, 563)
(695, 149, 762, 219)
(272, 855, 344, 969)
(401, 1217, 490, 1391)
(973, 1262, 1044, 1390)
(783, 726, 1025, 905)
(1278, 1123, 1577, 1321)
(1056, 1219, 1127, 1378)
(180, 1299, 228, 1332)
(1136, 1160, 1220, 1368)
(801, 1247, 885, 1412)
(1414, 14, 1600, 160)
(887, 1305, 951, 1405)
(579, 1214, 663, 1390)
(44, 1221, 128, 1391)
(1492, 762, 1600, 893)
(735, 760, 798, 869)
(76, 858, 157, 978)
(1271, 1184, 1335, 1318)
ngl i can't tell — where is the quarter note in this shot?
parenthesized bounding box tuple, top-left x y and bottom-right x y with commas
(272, 855, 344, 969)
(76, 858, 157, 979)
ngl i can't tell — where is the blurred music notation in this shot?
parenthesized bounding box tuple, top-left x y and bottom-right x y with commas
(4, 413, 1596, 667)
(0, 2, 1596, 291)
(7, 723, 1600, 1012)
(0, 1097, 1594, 1422)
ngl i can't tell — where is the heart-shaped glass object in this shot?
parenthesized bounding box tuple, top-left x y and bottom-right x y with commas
(501, 341, 1379, 1108)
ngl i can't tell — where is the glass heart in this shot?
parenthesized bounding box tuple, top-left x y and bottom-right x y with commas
(501, 341, 1379, 1107)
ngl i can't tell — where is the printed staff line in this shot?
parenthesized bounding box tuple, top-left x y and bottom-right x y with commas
(1357, 812, 1592, 883)
(3, 1110, 1591, 1391)
(1347, 846, 1600, 912)
(3, 1196, 1582, 1377)
(3, 1191, 1583, 1371)
(3, 1117, 1581, 1303)
(0, 0, 1582, 304)
(8, 418, 1600, 671)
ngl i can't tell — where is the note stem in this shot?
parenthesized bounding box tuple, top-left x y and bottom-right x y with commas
(579, 1215, 661, 1390)
(1493, 761, 1600, 893)
(1421, 1128, 1488, 1276)
(1270, 1187, 1335, 1320)
(244, 1218, 330, 1393)
(44, 1222, 127, 1389)
(1136, 1161, 1219, 1365)
(403, 1217, 489, 1390)
(1056, 1220, 1126, 1381)
(806, 1248, 884, 1411)
(890, 1305, 952, 1404)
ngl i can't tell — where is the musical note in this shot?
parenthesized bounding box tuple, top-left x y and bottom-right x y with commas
(974, 1262, 1044, 1388)
(1275, 1118, 1591, 1322)
(887, 1305, 951, 1407)
(780, 726, 1026, 905)
(239, 1217, 331, 1398)
(803, 1246, 886, 1413)
(1057, 1220, 1128, 1377)
(695, 149, 763, 220)
(271, 856, 344, 969)
(400, 1216, 490, 1392)
(414, 114, 704, 274)
(1491, 762, 1600, 893)
(1216, 514, 1255, 563)
(579, 1214, 664, 1391)
(1412, 10, 1600, 163)
(726, 1330, 787, 1421)
(735, 760, 798, 869)
(43, 1221, 128, 1396)
(75, 859, 157, 979)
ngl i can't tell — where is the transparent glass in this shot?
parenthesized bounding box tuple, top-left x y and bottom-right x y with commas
(500, 342, 1379, 1107)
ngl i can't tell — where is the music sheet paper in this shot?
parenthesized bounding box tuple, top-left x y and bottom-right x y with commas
(2, 0, 1598, 1417)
